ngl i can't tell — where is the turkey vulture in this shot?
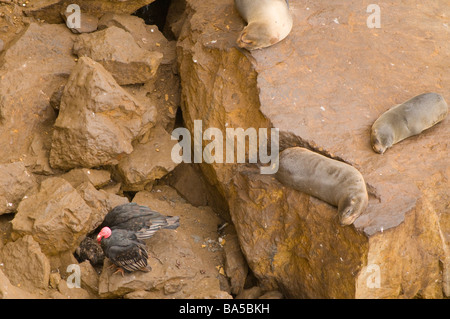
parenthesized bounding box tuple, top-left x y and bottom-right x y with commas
(97, 227, 150, 274)
(98, 203, 180, 240)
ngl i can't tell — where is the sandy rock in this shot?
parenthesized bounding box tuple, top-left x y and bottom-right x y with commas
(73, 26, 163, 85)
(50, 56, 156, 169)
(56, 279, 92, 299)
(74, 181, 129, 231)
(98, 186, 231, 299)
(0, 23, 75, 171)
(11, 177, 93, 256)
(176, 0, 450, 298)
(78, 260, 100, 295)
(163, 163, 229, 216)
(0, 269, 37, 299)
(98, 13, 176, 65)
(62, 9, 98, 34)
(61, 168, 111, 189)
(0, 162, 37, 215)
(236, 286, 262, 299)
(23, 0, 156, 23)
(0, 235, 50, 291)
(222, 226, 248, 296)
(116, 125, 179, 191)
(259, 290, 283, 299)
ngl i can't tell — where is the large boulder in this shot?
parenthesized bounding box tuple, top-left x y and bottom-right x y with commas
(0, 23, 76, 172)
(0, 235, 51, 291)
(0, 162, 37, 215)
(116, 125, 179, 191)
(49, 56, 156, 169)
(73, 26, 163, 85)
(11, 177, 94, 256)
(175, 0, 449, 298)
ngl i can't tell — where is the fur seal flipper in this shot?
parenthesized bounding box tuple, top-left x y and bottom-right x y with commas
(276, 147, 368, 226)
(234, 0, 293, 50)
(371, 93, 448, 154)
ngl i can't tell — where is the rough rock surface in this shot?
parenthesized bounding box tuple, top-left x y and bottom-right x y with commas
(0, 269, 37, 299)
(50, 56, 155, 169)
(11, 177, 93, 255)
(0, 162, 37, 215)
(98, 13, 176, 65)
(23, 0, 156, 23)
(0, 235, 50, 291)
(176, 0, 450, 298)
(98, 186, 231, 299)
(116, 125, 179, 191)
(0, 22, 76, 173)
(73, 26, 163, 85)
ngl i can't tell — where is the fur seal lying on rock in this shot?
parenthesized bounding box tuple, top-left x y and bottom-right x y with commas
(234, 0, 293, 50)
(371, 92, 448, 154)
(276, 147, 368, 226)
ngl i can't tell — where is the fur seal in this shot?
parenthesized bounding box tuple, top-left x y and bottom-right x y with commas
(276, 147, 368, 226)
(234, 0, 293, 50)
(371, 92, 448, 154)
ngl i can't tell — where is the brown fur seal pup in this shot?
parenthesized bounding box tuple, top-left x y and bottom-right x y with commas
(276, 147, 368, 226)
(235, 0, 293, 50)
(371, 93, 448, 154)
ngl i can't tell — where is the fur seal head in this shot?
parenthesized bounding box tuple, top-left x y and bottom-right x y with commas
(237, 23, 279, 50)
(338, 194, 368, 226)
(370, 125, 394, 154)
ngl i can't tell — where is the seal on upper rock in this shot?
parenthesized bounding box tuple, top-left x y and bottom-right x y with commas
(276, 147, 368, 226)
(234, 0, 293, 50)
(371, 92, 448, 154)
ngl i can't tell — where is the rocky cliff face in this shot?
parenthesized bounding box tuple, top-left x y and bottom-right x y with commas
(0, 0, 448, 299)
(175, 0, 449, 298)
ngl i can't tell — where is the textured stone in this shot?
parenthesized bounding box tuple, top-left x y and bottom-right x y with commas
(73, 26, 163, 85)
(61, 168, 112, 189)
(0, 235, 50, 291)
(11, 177, 93, 255)
(98, 13, 176, 65)
(98, 186, 230, 299)
(116, 125, 178, 191)
(24, 0, 156, 23)
(0, 23, 75, 171)
(176, 0, 450, 298)
(50, 56, 155, 169)
(0, 162, 37, 215)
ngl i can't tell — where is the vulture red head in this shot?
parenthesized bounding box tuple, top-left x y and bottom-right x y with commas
(97, 227, 112, 244)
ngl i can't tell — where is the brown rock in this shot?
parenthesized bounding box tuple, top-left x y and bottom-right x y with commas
(0, 235, 50, 291)
(0, 269, 37, 299)
(73, 26, 163, 85)
(74, 181, 129, 231)
(98, 186, 231, 299)
(236, 286, 262, 299)
(222, 225, 248, 296)
(50, 56, 156, 169)
(0, 162, 37, 215)
(11, 177, 93, 255)
(79, 260, 100, 295)
(0, 23, 75, 171)
(98, 13, 176, 65)
(61, 168, 111, 189)
(259, 290, 283, 299)
(163, 163, 229, 216)
(62, 10, 98, 34)
(176, 0, 450, 298)
(24, 0, 156, 24)
(116, 125, 179, 191)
